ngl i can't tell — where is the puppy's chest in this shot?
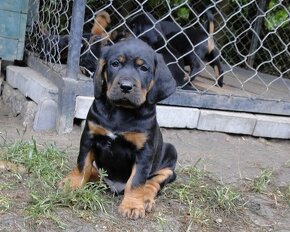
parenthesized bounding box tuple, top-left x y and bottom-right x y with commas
(88, 121, 148, 151)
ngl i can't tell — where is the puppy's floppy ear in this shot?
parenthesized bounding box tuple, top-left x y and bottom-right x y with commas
(147, 53, 176, 104)
(94, 46, 110, 98)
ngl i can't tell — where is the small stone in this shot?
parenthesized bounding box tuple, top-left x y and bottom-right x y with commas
(215, 218, 222, 224)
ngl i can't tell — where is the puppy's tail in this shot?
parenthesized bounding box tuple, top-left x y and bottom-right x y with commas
(206, 9, 215, 35)
(91, 11, 111, 36)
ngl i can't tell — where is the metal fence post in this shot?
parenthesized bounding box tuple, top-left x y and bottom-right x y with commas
(56, 0, 87, 133)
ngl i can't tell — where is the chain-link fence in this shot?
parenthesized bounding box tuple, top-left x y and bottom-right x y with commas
(25, 0, 290, 113)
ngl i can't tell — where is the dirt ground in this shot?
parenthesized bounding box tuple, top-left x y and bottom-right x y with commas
(1, 97, 290, 231)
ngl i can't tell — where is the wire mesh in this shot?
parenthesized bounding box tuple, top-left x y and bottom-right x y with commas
(25, 0, 290, 102)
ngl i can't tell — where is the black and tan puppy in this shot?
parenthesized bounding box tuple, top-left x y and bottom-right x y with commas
(127, 11, 224, 87)
(61, 38, 178, 219)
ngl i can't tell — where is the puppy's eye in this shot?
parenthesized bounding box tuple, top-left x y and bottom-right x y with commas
(111, 60, 120, 68)
(139, 65, 149, 72)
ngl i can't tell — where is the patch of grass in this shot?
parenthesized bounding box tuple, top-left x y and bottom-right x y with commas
(0, 139, 111, 228)
(187, 204, 209, 226)
(162, 163, 244, 228)
(0, 182, 14, 191)
(155, 212, 167, 231)
(284, 186, 290, 204)
(276, 185, 290, 206)
(0, 139, 67, 188)
(213, 186, 242, 211)
(26, 181, 110, 227)
(251, 169, 273, 193)
(0, 196, 12, 212)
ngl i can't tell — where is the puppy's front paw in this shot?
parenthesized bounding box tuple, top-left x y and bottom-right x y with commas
(118, 199, 145, 219)
(58, 175, 82, 190)
(58, 167, 84, 190)
(144, 198, 155, 212)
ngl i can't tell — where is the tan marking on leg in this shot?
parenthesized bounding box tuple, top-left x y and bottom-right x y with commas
(144, 168, 173, 212)
(119, 167, 173, 219)
(207, 37, 215, 53)
(118, 165, 146, 219)
(89, 165, 100, 182)
(209, 21, 215, 34)
(214, 65, 220, 79)
(59, 151, 98, 190)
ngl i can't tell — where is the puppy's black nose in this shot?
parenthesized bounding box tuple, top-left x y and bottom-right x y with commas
(119, 80, 133, 93)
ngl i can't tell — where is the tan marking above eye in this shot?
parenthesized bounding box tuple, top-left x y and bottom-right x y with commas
(135, 58, 144, 66)
(122, 132, 148, 150)
(118, 55, 126, 63)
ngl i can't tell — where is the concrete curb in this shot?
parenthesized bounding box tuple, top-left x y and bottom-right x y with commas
(4, 65, 290, 138)
(197, 110, 256, 135)
(75, 96, 290, 139)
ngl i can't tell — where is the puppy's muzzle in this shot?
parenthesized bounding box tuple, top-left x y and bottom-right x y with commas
(107, 76, 145, 108)
(119, 79, 133, 93)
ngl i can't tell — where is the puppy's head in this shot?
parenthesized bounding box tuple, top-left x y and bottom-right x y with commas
(94, 38, 176, 108)
(127, 12, 163, 46)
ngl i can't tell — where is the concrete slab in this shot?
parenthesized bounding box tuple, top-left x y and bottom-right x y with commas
(157, 105, 200, 128)
(253, 115, 290, 139)
(197, 110, 257, 135)
(6, 66, 58, 104)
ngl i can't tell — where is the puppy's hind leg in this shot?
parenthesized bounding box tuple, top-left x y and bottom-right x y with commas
(188, 53, 203, 85)
(208, 48, 224, 87)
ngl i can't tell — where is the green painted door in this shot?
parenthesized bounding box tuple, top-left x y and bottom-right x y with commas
(0, 0, 29, 61)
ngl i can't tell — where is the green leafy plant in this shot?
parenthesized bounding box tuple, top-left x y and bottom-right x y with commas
(265, 0, 290, 31)
(251, 169, 273, 193)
